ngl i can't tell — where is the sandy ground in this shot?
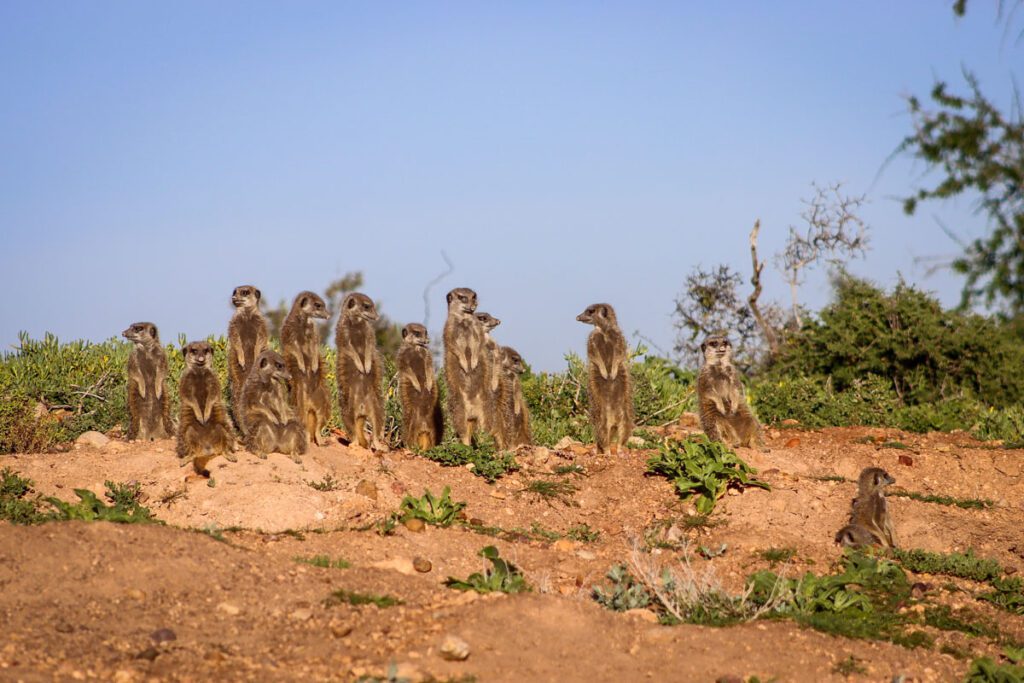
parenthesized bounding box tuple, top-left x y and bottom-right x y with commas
(1, 425, 1022, 682)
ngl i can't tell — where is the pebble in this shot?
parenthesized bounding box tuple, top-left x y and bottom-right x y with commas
(371, 557, 417, 576)
(413, 557, 432, 573)
(784, 437, 801, 448)
(624, 608, 659, 623)
(330, 620, 354, 638)
(553, 539, 575, 552)
(149, 628, 176, 643)
(489, 490, 506, 500)
(355, 480, 377, 501)
(75, 431, 110, 448)
(576, 550, 596, 561)
(439, 634, 471, 661)
(290, 608, 313, 621)
(216, 602, 241, 616)
(781, 418, 800, 426)
(403, 518, 426, 533)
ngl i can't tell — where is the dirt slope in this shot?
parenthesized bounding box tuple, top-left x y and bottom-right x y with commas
(1, 426, 1022, 682)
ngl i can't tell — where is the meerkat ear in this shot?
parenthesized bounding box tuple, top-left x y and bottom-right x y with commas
(700, 339, 708, 353)
(149, 324, 157, 337)
(299, 295, 309, 308)
(402, 327, 410, 339)
(348, 297, 357, 310)
(260, 356, 269, 369)
(446, 291, 454, 305)
(254, 288, 262, 301)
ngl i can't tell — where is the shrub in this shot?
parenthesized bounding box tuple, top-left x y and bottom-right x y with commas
(397, 487, 466, 527)
(0, 394, 59, 453)
(0, 468, 51, 524)
(646, 435, 769, 514)
(420, 438, 519, 482)
(891, 548, 1003, 582)
(444, 546, 530, 594)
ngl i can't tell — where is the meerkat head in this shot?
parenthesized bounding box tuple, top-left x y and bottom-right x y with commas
(293, 291, 329, 320)
(700, 335, 733, 366)
(576, 303, 617, 328)
(122, 322, 159, 346)
(255, 350, 291, 383)
(231, 285, 261, 310)
(182, 341, 214, 369)
(343, 292, 379, 323)
(446, 288, 478, 316)
(401, 323, 430, 348)
(857, 466, 895, 494)
(475, 312, 501, 333)
(501, 346, 526, 374)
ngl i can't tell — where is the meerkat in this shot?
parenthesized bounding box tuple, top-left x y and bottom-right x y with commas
(227, 285, 268, 431)
(696, 335, 764, 448)
(576, 303, 634, 455)
(496, 346, 531, 449)
(335, 292, 387, 451)
(239, 350, 307, 462)
(444, 287, 491, 445)
(122, 322, 174, 441)
(836, 467, 897, 549)
(176, 341, 236, 475)
(280, 291, 331, 446)
(397, 323, 443, 450)
(475, 311, 502, 392)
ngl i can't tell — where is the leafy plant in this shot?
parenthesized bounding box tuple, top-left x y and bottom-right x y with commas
(0, 467, 51, 524)
(46, 487, 160, 524)
(306, 474, 341, 492)
(567, 523, 600, 543)
(646, 435, 769, 513)
(833, 655, 867, 676)
(963, 656, 1024, 683)
(444, 546, 530, 594)
(924, 605, 999, 639)
(524, 479, 576, 505)
(592, 564, 652, 612)
(891, 548, 1003, 583)
(294, 555, 351, 569)
(324, 589, 403, 608)
(104, 480, 144, 508)
(759, 547, 797, 566)
(420, 439, 519, 483)
(398, 487, 466, 527)
(979, 578, 1024, 615)
(553, 463, 585, 476)
(888, 490, 994, 510)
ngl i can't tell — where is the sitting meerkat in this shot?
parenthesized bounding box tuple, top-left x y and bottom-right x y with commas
(496, 346, 531, 449)
(576, 303, 633, 455)
(280, 291, 331, 446)
(240, 350, 307, 462)
(176, 341, 236, 476)
(396, 323, 443, 450)
(696, 334, 764, 448)
(335, 293, 387, 451)
(227, 285, 268, 432)
(835, 467, 897, 549)
(122, 322, 174, 441)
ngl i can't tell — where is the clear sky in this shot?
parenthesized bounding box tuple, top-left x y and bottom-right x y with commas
(0, 1, 1018, 370)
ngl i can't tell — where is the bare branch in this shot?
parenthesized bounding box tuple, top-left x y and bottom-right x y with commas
(422, 250, 455, 329)
(747, 220, 779, 355)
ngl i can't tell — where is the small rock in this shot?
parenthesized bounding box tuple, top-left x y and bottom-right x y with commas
(392, 662, 423, 682)
(125, 588, 146, 601)
(403, 518, 426, 533)
(330, 620, 354, 638)
(391, 480, 408, 495)
(112, 670, 135, 683)
(576, 550, 596, 561)
(371, 557, 417, 576)
(665, 525, 684, 543)
(624, 608, 659, 623)
(784, 437, 801, 448)
(75, 431, 110, 448)
(558, 584, 576, 595)
(781, 418, 800, 426)
(439, 634, 470, 661)
(489, 490, 506, 500)
(768, 429, 781, 439)
(216, 602, 241, 616)
(936, 444, 952, 453)
(898, 454, 914, 467)
(554, 436, 582, 450)
(134, 647, 159, 662)
(55, 621, 74, 633)
(468, 517, 485, 527)
(355, 480, 377, 501)
(290, 608, 313, 621)
(553, 538, 575, 552)
(149, 628, 176, 643)
(627, 436, 646, 447)
(413, 557, 432, 573)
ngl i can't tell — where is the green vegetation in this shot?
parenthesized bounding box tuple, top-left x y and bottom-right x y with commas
(524, 478, 576, 504)
(324, 589, 403, 608)
(980, 578, 1024, 615)
(0, 467, 50, 524)
(593, 564, 653, 612)
(294, 555, 351, 569)
(832, 655, 867, 677)
(397, 487, 466, 527)
(646, 435, 769, 514)
(1, 469, 159, 525)
(924, 605, 999, 639)
(888, 490, 994, 510)
(566, 523, 600, 543)
(963, 656, 1024, 683)
(444, 546, 530, 594)
(759, 547, 797, 566)
(892, 548, 1003, 583)
(420, 439, 519, 482)
(306, 474, 341, 492)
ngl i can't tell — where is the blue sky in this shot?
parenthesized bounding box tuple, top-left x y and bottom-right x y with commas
(0, 1, 1018, 370)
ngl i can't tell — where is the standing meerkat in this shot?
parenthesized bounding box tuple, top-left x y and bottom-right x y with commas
(176, 341, 236, 475)
(475, 312, 502, 393)
(835, 467, 897, 549)
(444, 287, 491, 445)
(696, 335, 764, 448)
(496, 346, 531, 449)
(397, 323, 443, 450)
(280, 291, 331, 446)
(239, 350, 307, 462)
(335, 292, 387, 451)
(122, 322, 174, 441)
(577, 303, 633, 455)
(227, 285, 268, 431)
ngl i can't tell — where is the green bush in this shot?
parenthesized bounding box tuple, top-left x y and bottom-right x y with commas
(646, 435, 769, 514)
(0, 393, 60, 453)
(768, 274, 1024, 407)
(752, 375, 899, 428)
(420, 438, 519, 482)
(397, 486, 466, 527)
(0, 468, 51, 524)
(444, 546, 530, 594)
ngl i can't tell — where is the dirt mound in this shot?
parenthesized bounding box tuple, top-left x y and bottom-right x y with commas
(1, 427, 1022, 681)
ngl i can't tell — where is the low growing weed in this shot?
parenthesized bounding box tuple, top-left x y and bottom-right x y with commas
(420, 439, 519, 483)
(444, 546, 530, 594)
(888, 489, 994, 510)
(306, 474, 341, 492)
(295, 555, 351, 569)
(0, 467, 50, 524)
(325, 589, 403, 608)
(892, 548, 1003, 583)
(46, 486, 161, 524)
(646, 435, 769, 513)
(398, 487, 466, 527)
